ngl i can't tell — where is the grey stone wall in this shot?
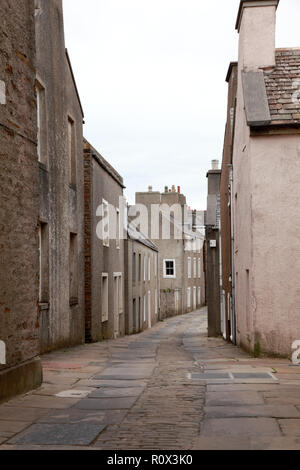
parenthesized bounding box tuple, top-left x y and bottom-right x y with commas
(0, 0, 42, 401)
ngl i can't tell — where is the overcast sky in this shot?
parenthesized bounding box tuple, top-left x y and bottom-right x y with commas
(63, 0, 300, 210)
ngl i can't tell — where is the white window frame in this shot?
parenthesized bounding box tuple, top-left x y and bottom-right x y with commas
(155, 289, 158, 315)
(143, 295, 146, 322)
(188, 257, 192, 279)
(163, 259, 176, 279)
(148, 255, 151, 281)
(154, 253, 157, 278)
(116, 208, 120, 250)
(198, 258, 201, 279)
(101, 273, 109, 322)
(187, 287, 191, 308)
(193, 258, 197, 279)
(113, 272, 123, 315)
(198, 287, 201, 304)
(102, 199, 110, 247)
(144, 255, 146, 282)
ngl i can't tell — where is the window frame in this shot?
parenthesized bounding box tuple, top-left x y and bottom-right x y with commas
(163, 259, 176, 279)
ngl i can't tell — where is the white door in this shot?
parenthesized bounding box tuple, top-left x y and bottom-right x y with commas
(114, 276, 119, 338)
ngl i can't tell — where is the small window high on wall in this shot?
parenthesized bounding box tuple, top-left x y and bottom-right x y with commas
(69, 233, 78, 306)
(68, 116, 76, 186)
(163, 259, 176, 279)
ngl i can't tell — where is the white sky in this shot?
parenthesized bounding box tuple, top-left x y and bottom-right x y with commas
(63, 0, 300, 210)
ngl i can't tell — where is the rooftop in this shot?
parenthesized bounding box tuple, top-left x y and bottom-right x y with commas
(263, 48, 300, 126)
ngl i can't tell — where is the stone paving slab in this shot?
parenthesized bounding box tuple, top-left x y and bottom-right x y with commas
(205, 405, 300, 419)
(8, 423, 106, 446)
(201, 417, 281, 437)
(4, 395, 80, 409)
(0, 406, 51, 422)
(205, 391, 265, 406)
(37, 408, 127, 425)
(88, 387, 144, 398)
(0, 420, 31, 435)
(207, 384, 281, 392)
(74, 396, 137, 410)
(76, 379, 147, 389)
(193, 436, 300, 450)
(278, 419, 300, 436)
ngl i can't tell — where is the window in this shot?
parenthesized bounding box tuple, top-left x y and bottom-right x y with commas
(193, 258, 197, 279)
(144, 255, 146, 281)
(36, 81, 47, 165)
(118, 274, 123, 314)
(133, 252, 136, 283)
(143, 296, 146, 322)
(154, 253, 157, 278)
(67, 116, 76, 185)
(155, 289, 158, 315)
(198, 287, 201, 304)
(69, 233, 78, 305)
(198, 258, 201, 279)
(187, 287, 191, 308)
(116, 209, 120, 249)
(138, 253, 141, 282)
(101, 274, 108, 322)
(163, 259, 176, 279)
(39, 222, 49, 303)
(193, 286, 197, 309)
(188, 257, 192, 279)
(148, 291, 151, 328)
(102, 199, 109, 247)
(148, 256, 151, 281)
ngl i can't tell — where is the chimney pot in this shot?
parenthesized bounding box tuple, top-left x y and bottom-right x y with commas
(148, 186, 153, 192)
(211, 159, 219, 170)
(177, 186, 181, 194)
(164, 186, 168, 193)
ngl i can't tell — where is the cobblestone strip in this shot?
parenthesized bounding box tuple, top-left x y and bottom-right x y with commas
(93, 319, 206, 450)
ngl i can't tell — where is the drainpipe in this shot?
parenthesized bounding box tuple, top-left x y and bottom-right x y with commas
(228, 164, 236, 344)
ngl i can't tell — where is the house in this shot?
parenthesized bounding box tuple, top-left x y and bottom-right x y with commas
(219, 62, 238, 343)
(0, 0, 42, 402)
(124, 225, 159, 334)
(84, 139, 126, 341)
(221, 0, 300, 356)
(135, 186, 205, 318)
(35, 0, 85, 353)
(205, 161, 222, 337)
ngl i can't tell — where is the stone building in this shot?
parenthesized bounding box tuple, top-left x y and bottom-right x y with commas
(222, 0, 300, 356)
(205, 161, 222, 337)
(135, 186, 205, 318)
(219, 62, 238, 343)
(124, 227, 159, 334)
(35, 0, 85, 353)
(84, 139, 125, 341)
(0, 0, 42, 402)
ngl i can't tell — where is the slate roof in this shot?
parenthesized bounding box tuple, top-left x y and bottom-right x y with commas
(127, 227, 159, 252)
(263, 48, 300, 126)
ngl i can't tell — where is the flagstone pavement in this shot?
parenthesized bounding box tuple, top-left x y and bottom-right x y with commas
(1, 308, 300, 450)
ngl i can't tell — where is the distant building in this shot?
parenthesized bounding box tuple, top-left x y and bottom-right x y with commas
(0, 0, 42, 402)
(205, 161, 221, 337)
(124, 227, 159, 334)
(221, 0, 300, 356)
(135, 186, 205, 318)
(84, 139, 126, 341)
(35, 0, 85, 352)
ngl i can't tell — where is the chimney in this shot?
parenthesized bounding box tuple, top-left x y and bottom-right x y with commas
(236, 0, 280, 70)
(172, 185, 176, 193)
(211, 159, 219, 170)
(177, 186, 181, 194)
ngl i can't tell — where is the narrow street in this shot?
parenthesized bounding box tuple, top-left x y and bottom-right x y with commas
(1, 309, 300, 450)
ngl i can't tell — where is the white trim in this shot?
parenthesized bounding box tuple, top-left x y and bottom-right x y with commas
(188, 257, 192, 279)
(102, 199, 110, 247)
(163, 259, 176, 279)
(101, 273, 109, 323)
